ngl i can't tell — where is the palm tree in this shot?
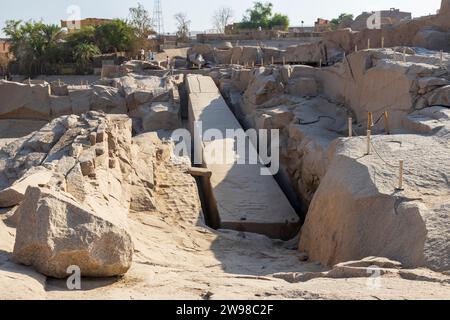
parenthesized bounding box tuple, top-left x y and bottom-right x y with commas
(73, 43, 101, 73)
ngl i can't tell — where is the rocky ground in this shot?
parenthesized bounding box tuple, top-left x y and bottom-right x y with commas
(0, 116, 449, 300)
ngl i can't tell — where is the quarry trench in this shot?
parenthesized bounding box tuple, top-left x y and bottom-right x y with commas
(182, 74, 301, 241)
(181, 76, 305, 225)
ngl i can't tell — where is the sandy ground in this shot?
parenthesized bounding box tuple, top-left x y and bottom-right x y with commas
(1, 205, 449, 300)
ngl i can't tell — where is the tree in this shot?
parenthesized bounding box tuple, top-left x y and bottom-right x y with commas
(73, 43, 101, 72)
(3, 20, 64, 75)
(3, 19, 138, 75)
(238, 2, 289, 30)
(128, 3, 154, 38)
(94, 19, 137, 53)
(270, 13, 289, 30)
(240, 2, 273, 29)
(65, 26, 97, 47)
(174, 13, 191, 40)
(330, 13, 354, 30)
(212, 7, 233, 33)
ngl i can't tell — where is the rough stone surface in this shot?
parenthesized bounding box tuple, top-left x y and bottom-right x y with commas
(141, 102, 181, 131)
(0, 81, 51, 120)
(428, 85, 450, 106)
(0, 111, 175, 279)
(90, 85, 127, 114)
(299, 135, 450, 272)
(0, 168, 53, 208)
(13, 186, 133, 278)
(286, 77, 318, 97)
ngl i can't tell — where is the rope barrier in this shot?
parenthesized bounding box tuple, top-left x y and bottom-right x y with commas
(350, 126, 411, 172)
(349, 126, 413, 190)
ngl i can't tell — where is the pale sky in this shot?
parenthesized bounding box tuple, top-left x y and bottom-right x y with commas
(0, 0, 443, 36)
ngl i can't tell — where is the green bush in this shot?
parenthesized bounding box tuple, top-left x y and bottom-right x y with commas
(237, 2, 289, 31)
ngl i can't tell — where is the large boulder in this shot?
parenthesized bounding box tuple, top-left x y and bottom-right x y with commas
(300, 135, 450, 272)
(231, 68, 252, 92)
(240, 46, 262, 65)
(262, 47, 285, 64)
(242, 74, 284, 108)
(428, 85, 450, 106)
(69, 89, 93, 115)
(13, 186, 133, 278)
(0, 81, 51, 120)
(441, 0, 450, 16)
(0, 113, 160, 280)
(286, 77, 318, 97)
(115, 75, 166, 111)
(254, 105, 294, 130)
(91, 85, 127, 114)
(187, 44, 214, 62)
(319, 50, 445, 129)
(214, 49, 232, 64)
(413, 28, 450, 51)
(0, 168, 53, 208)
(129, 133, 157, 212)
(50, 95, 72, 118)
(230, 47, 244, 64)
(50, 81, 69, 96)
(0, 117, 69, 183)
(401, 106, 450, 134)
(141, 102, 181, 132)
(285, 42, 325, 64)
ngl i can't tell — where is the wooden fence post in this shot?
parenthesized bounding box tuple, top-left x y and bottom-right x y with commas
(348, 117, 353, 137)
(367, 112, 373, 131)
(384, 111, 390, 135)
(397, 160, 404, 190)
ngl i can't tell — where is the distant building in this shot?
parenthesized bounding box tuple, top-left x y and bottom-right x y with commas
(351, 8, 411, 31)
(0, 39, 12, 75)
(0, 39, 12, 59)
(314, 18, 331, 32)
(0, 39, 10, 54)
(60, 18, 113, 32)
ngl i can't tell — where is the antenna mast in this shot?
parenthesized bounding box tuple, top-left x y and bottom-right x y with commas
(153, 0, 165, 36)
